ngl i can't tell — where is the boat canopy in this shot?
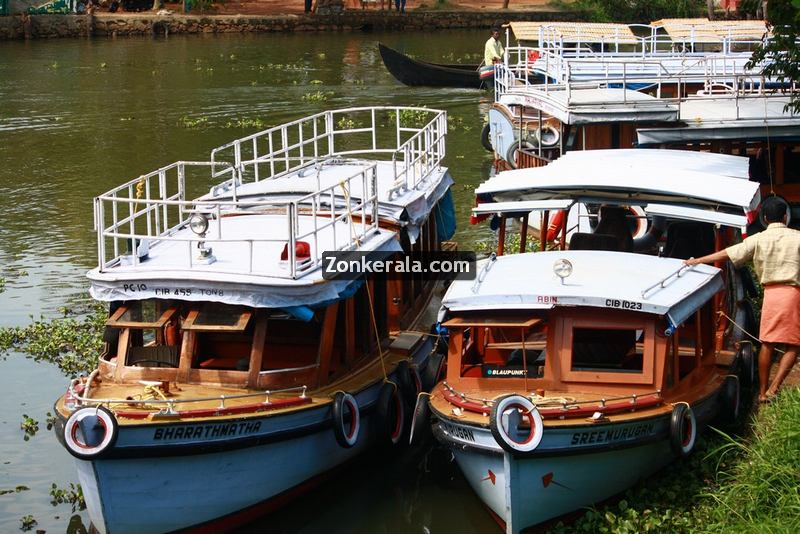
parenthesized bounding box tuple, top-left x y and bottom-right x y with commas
(439, 250, 723, 333)
(508, 22, 639, 44)
(637, 95, 800, 145)
(475, 149, 759, 212)
(498, 88, 679, 125)
(651, 18, 770, 43)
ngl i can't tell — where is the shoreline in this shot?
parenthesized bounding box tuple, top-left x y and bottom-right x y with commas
(0, 10, 579, 40)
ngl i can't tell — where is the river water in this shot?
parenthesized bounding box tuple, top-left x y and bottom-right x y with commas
(0, 30, 501, 533)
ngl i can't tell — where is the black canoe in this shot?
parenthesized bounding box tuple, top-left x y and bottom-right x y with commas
(378, 43, 485, 89)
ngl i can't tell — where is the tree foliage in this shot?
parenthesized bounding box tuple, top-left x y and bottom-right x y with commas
(562, 0, 705, 23)
(748, 0, 800, 113)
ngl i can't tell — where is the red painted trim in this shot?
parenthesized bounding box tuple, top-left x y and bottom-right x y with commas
(112, 396, 312, 421)
(443, 391, 662, 419)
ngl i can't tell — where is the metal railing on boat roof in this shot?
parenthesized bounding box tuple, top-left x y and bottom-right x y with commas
(94, 160, 380, 279)
(499, 47, 768, 95)
(494, 60, 799, 121)
(525, 23, 768, 59)
(209, 106, 447, 200)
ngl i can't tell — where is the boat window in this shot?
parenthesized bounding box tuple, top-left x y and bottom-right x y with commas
(570, 327, 643, 373)
(189, 305, 255, 372)
(103, 301, 181, 368)
(183, 307, 252, 332)
(260, 310, 323, 373)
(456, 318, 547, 379)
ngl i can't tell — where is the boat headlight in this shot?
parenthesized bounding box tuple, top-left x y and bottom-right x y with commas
(188, 214, 209, 236)
(553, 258, 573, 283)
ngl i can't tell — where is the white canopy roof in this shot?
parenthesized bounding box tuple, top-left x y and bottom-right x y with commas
(440, 251, 723, 331)
(499, 88, 679, 125)
(475, 149, 759, 212)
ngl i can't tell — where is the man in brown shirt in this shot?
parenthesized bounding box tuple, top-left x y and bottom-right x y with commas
(685, 197, 800, 402)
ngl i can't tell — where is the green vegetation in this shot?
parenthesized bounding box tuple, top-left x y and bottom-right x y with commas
(389, 107, 431, 129)
(550, 388, 800, 532)
(179, 115, 210, 129)
(223, 117, 267, 129)
(50, 483, 86, 512)
(19, 414, 39, 442)
(0, 486, 29, 496)
(19, 515, 36, 531)
(0, 304, 106, 377)
(558, 0, 705, 23)
(747, 0, 800, 113)
(301, 91, 334, 103)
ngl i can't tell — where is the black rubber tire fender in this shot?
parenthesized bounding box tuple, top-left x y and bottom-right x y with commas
(669, 403, 697, 458)
(331, 391, 360, 448)
(376, 382, 406, 446)
(480, 123, 493, 152)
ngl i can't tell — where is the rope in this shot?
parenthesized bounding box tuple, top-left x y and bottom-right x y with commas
(338, 179, 362, 248)
(363, 276, 393, 387)
(718, 309, 785, 354)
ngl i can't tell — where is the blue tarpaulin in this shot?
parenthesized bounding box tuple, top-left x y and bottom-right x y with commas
(434, 188, 456, 241)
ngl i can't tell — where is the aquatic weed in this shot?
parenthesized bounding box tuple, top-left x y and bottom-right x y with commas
(20, 415, 39, 441)
(224, 117, 267, 130)
(0, 486, 29, 496)
(50, 483, 86, 512)
(301, 91, 333, 103)
(0, 303, 106, 377)
(19, 515, 36, 531)
(179, 116, 210, 129)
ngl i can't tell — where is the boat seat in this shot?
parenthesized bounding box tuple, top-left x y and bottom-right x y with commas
(594, 206, 634, 252)
(568, 232, 619, 251)
(127, 345, 179, 368)
(664, 222, 715, 260)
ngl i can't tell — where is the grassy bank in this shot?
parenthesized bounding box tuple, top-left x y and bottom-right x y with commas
(553, 388, 800, 532)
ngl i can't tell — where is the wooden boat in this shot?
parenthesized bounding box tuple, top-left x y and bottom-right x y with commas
(52, 107, 456, 534)
(425, 149, 760, 533)
(378, 43, 485, 89)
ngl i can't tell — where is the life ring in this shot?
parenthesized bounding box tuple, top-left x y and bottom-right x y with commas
(164, 318, 181, 347)
(331, 392, 360, 448)
(533, 124, 560, 147)
(545, 210, 567, 242)
(527, 49, 540, 63)
(505, 140, 535, 169)
(628, 206, 648, 240)
(396, 360, 422, 409)
(489, 394, 544, 454)
(63, 406, 118, 460)
(480, 123, 493, 152)
(408, 394, 431, 446)
(669, 403, 697, 458)
(719, 375, 740, 424)
(376, 382, 406, 446)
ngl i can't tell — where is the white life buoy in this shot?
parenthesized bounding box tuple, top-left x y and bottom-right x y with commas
(489, 395, 544, 454)
(332, 392, 360, 448)
(63, 406, 118, 460)
(669, 403, 697, 457)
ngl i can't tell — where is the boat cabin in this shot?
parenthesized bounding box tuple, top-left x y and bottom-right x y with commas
(440, 251, 721, 399)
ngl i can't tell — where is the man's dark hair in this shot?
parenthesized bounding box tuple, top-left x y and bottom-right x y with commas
(761, 196, 787, 223)
(491, 27, 500, 34)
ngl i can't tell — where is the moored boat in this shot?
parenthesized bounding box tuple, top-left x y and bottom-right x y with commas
(426, 149, 759, 532)
(52, 107, 456, 534)
(378, 43, 485, 89)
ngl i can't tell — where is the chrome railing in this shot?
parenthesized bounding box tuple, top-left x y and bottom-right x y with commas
(210, 106, 447, 201)
(95, 160, 380, 279)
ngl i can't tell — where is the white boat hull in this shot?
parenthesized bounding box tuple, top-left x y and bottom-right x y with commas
(74, 418, 374, 534)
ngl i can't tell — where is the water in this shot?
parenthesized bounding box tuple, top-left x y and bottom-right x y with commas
(0, 31, 499, 532)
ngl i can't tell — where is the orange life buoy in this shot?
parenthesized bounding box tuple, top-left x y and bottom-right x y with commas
(546, 210, 567, 242)
(164, 319, 181, 347)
